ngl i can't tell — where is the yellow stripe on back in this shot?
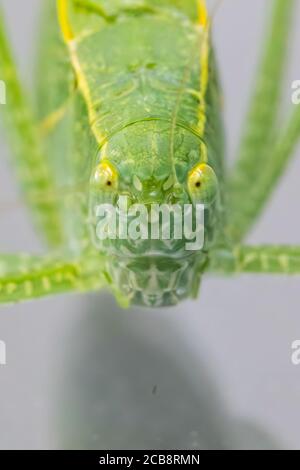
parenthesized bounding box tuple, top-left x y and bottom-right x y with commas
(198, 0, 208, 27)
(69, 42, 106, 145)
(57, 0, 74, 41)
(56, 0, 106, 146)
(197, 0, 210, 162)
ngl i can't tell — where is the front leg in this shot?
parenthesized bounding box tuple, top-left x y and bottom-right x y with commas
(0, 252, 114, 305)
(211, 245, 300, 275)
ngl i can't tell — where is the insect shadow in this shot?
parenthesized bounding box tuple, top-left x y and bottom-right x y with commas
(53, 294, 278, 450)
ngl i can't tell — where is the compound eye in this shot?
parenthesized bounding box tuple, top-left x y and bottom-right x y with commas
(93, 160, 118, 190)
(187, 163, 218, 205)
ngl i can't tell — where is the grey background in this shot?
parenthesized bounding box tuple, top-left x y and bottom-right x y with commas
(0, 0, 300, 449)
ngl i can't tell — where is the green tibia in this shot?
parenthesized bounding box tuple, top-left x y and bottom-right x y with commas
(211, 246, 300, 275)
(35, 1, 73, 122)
(0, 9, 64, 247)
(0, 252, 105, 305)
(227, 0, 296, 242)
(241, 104, 300, 233)
(0, 248, 132, 306)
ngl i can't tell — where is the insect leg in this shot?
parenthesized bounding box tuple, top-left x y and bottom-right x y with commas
(0, 251, 110, 305)
(210, 245, 300, 275)
(237, 105, 300, 238)
(227, 0, 296, 242)
(0, 9, 65, 247)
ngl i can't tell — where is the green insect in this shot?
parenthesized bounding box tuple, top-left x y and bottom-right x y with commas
(0, 0, 299, 308)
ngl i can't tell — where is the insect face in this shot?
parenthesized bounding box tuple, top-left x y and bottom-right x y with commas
(87, 123, 219, 307)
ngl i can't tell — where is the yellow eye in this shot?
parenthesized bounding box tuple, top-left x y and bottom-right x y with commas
(188, 163, 218, 204)
(93, 160, 118, 190)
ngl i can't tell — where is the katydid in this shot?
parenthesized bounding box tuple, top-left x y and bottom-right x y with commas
(0, 0, 299, 308)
